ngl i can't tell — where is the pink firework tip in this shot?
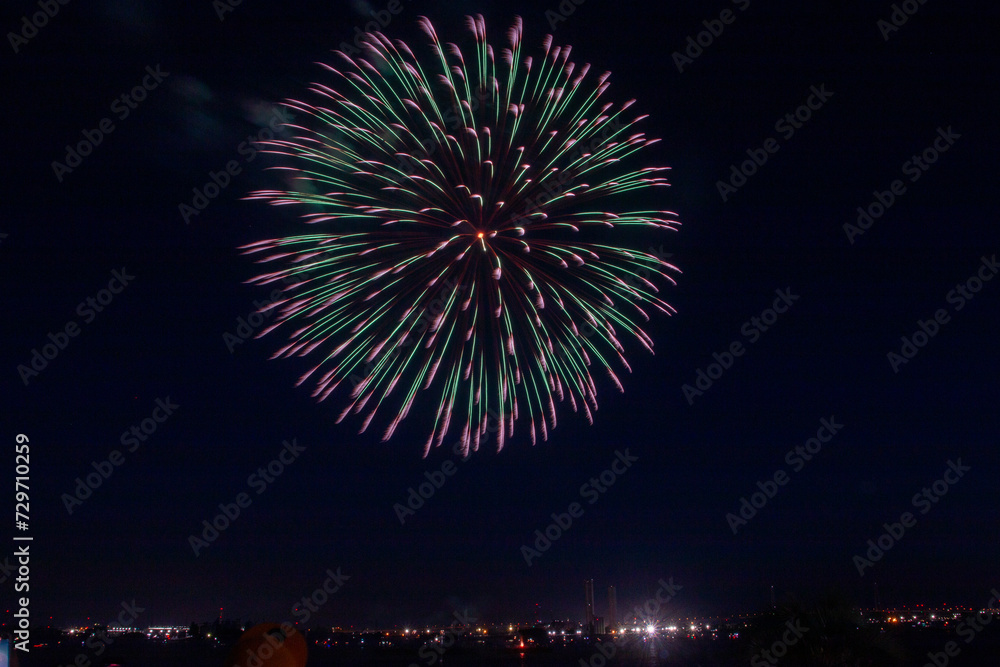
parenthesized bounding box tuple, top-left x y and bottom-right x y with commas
(507, 15, 523, 47)
(416, 16, 439, 42)
(465, 14, 486, 39)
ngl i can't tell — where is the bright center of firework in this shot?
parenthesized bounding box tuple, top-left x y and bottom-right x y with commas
(477, 232, 484, 239)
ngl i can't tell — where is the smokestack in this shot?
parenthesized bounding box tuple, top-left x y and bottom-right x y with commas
(607, 586, 617, 631)
(584, 579, 595, 632)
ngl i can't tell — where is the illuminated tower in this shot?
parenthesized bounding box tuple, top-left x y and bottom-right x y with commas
(607, 586, 618, 631)
(584, 579, 595, 632)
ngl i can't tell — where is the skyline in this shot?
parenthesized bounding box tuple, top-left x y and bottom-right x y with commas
(8, 568, 997, 631)
(15, 603, 1000, 667)
(3, 0, 999, 642)
(13, 593, 1000, 635)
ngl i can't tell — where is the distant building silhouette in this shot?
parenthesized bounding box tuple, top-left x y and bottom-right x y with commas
(607, 586, 618, 631)
(584, 579, 595, 633)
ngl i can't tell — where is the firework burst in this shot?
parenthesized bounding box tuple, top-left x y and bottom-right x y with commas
(243, 15, 680, 456)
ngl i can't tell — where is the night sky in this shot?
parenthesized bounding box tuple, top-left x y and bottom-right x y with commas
(4, 0, 999, 632)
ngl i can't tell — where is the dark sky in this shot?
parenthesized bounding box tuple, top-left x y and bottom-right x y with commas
(3, 0, 999, 632)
